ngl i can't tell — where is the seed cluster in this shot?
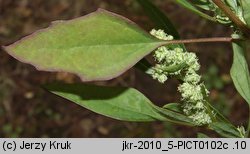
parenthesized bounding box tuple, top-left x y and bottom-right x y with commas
(148, 29, 212, 125)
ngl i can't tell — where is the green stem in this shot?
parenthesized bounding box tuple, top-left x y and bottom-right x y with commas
(164, 37, 240, 45)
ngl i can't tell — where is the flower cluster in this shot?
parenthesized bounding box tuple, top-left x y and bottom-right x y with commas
(150, 29, 174, 41)
(148, 29, 212, 126)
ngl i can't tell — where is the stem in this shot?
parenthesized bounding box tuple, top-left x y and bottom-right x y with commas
(211, 0, 250, 37)
(164, 37, 238, 45)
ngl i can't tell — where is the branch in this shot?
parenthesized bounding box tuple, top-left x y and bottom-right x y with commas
(165, 37, 238, 45)
(211, 0, 250, 37)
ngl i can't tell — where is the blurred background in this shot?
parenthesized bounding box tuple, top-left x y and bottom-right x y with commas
(0, 0, 249, 137)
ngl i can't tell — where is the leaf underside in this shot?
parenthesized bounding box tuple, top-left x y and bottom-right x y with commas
(3, 9, 164, 81)
(209, 122, 241, 138)
(230, 41, 250, 106)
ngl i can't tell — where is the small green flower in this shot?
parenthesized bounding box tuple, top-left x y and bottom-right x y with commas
(178, 83, 203, 102)
(147, 65, 168, 83)
(149, 29, 212, 126)
(182, 101, 205, 114)
(188, 111, 212, 126)
(184, 70, 201, 84)
(154, 46, 168, 62)
(194, 101, 205, 109)
(150, 29, 174, 40)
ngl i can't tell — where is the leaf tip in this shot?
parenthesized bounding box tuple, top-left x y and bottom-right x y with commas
(2, 45, 13, 57)
(1, 45, 8, 52)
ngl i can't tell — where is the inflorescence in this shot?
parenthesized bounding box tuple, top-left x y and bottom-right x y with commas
(148, 29, 212, 126)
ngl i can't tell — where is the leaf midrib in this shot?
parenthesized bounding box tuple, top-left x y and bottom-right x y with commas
(28, 41, 164, 51)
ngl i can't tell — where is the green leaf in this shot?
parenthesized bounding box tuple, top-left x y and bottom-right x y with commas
(197, 133, 209, 138)
(162, 103, 183, 113)
(175, 0, 215, 21)
(241, 0, 250, 26)
(137, 0, 180, 38)
(3, 9, 165, 81)
(152, 106, 194, 126)
(209, 122, 241, 138)
(191, 0, 213, 11)
(45, 83, 166, 121)
(225, 0, 238, 11)
(230, 41, 250, 105)
(45, 83, 194, 125)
